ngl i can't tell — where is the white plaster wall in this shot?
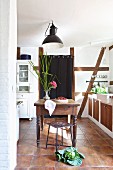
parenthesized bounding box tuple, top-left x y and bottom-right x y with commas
(43, 47, 70, 55)
(109, 49, 113, 80)
(75, 46, 109, 117)
(0, 0, 17, 169)
(21, 47, 38, 64)
(75, 71, 109, 92)
(75, 46, 109, 93)
(75, 46, 109, 67)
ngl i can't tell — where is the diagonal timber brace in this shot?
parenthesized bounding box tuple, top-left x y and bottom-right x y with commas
(77, 47, 106, 118)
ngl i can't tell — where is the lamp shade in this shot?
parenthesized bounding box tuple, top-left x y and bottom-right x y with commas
(42, 22, 63, 49)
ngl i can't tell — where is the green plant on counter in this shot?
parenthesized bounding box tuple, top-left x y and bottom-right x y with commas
(91, 84, 108, 94)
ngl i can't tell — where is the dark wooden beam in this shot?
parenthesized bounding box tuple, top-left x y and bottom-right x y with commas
(39, 47, 44, 56)
(70, 47, 75, 100)
(110, 81, 113, 85)
(75, 92, 93, 96)
(77, 47, 106, 119)
(74, 67, 109, 71)
(17, 47, 20, 60)
(70, 47, 74, 57)
(39, 47, 44, 99)
(39, 47, 44, 130)
(109, 45, 113, 51)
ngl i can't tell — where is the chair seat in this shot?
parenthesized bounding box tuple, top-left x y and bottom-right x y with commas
(46, 121, 73, 152)
(48, 121, 73, 128)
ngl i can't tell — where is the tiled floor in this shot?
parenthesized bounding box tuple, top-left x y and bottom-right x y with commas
(15, 117, 113, 170)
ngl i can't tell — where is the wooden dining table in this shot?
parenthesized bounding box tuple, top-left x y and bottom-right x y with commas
(34, 99, 80, 147)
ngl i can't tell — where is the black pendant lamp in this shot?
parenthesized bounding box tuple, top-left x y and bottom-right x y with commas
(42, 21, 63, 49)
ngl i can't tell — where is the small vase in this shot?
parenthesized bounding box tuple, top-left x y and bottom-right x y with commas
(43, 90, 50, 100)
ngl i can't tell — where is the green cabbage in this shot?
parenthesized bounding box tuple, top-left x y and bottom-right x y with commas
(55, 147, 85, 166)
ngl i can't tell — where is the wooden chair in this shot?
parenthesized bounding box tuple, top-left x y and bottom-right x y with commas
(46, 121, 73, 152)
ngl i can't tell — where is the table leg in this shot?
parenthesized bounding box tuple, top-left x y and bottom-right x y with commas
(72, 115, 77, 147)
(41, 115, 44, 130)
(36, 115, 40, 147)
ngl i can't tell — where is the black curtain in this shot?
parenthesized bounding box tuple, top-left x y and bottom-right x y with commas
(40, 55, 73, 99)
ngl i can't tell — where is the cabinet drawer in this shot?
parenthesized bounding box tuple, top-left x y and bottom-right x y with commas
(93, 98, 99, 121)
(17, 93, 29, 99)
(88, 97, 92, 116)
(101, 103, 112, 131)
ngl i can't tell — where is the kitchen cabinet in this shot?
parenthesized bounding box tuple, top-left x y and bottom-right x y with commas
(16, 93, 34, 120)
(93, 98, 99, 121)
(16, 61, 30, 84)
(101, 103, 112, 131)
(88, 94, 113, 138)
(16, 60, 35, 120)
(88, 97, 92, 117)
(19, 99, 29, 118)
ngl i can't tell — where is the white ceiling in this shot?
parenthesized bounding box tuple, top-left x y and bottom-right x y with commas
(17, 0, 113, 47)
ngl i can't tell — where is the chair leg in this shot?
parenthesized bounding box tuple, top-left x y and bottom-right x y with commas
(70, 126, 73, 146)
(56, 127, 58, 152)
(46, 124, 50, 148)
(61, 128, 63, 145)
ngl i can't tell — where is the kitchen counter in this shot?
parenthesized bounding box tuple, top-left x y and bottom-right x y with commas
(89, 93, 113, 106)
(97, 93, 113, 106)
(88, 93, 113, 138)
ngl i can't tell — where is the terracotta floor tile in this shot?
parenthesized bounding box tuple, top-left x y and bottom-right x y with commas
(19, 130, 27, 140)
(18, 139, 37, 147)
(15, 168, 28, 170)
(29, 167, 55, 170)
(93, 146, 113, 155)
(98, 155, 113, 166)
(55, 165, 81, 169)
(77, 146, 96, 155)
(85, 133, 102, 140)
(76, 139, 91, 147)
(104, 139, 113, 146)
(31, 155, 56, 167)
(77, 134, 87, 139)
(85, 168, 107, 170)
(80, 155, 102, 167)
(88, 139, 109, 146)
(16, 118, 113, 169)
(17, 144, 37, 155)
(55, 160, 79, 168)
(34, 147, 55, 155)
(16, 155, 32, 168)
(96, 131, 112, 139)
(26, 130, 36, 135)
(23, 133, 36, 140)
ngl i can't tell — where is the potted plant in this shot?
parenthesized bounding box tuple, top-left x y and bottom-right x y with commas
(29, 55, 57, 99)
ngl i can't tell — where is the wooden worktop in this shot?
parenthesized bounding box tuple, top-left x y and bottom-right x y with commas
(34, 99, 80, 106)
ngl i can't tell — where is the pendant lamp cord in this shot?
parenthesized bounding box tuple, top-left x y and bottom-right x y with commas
(45, 20, 53, 36)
